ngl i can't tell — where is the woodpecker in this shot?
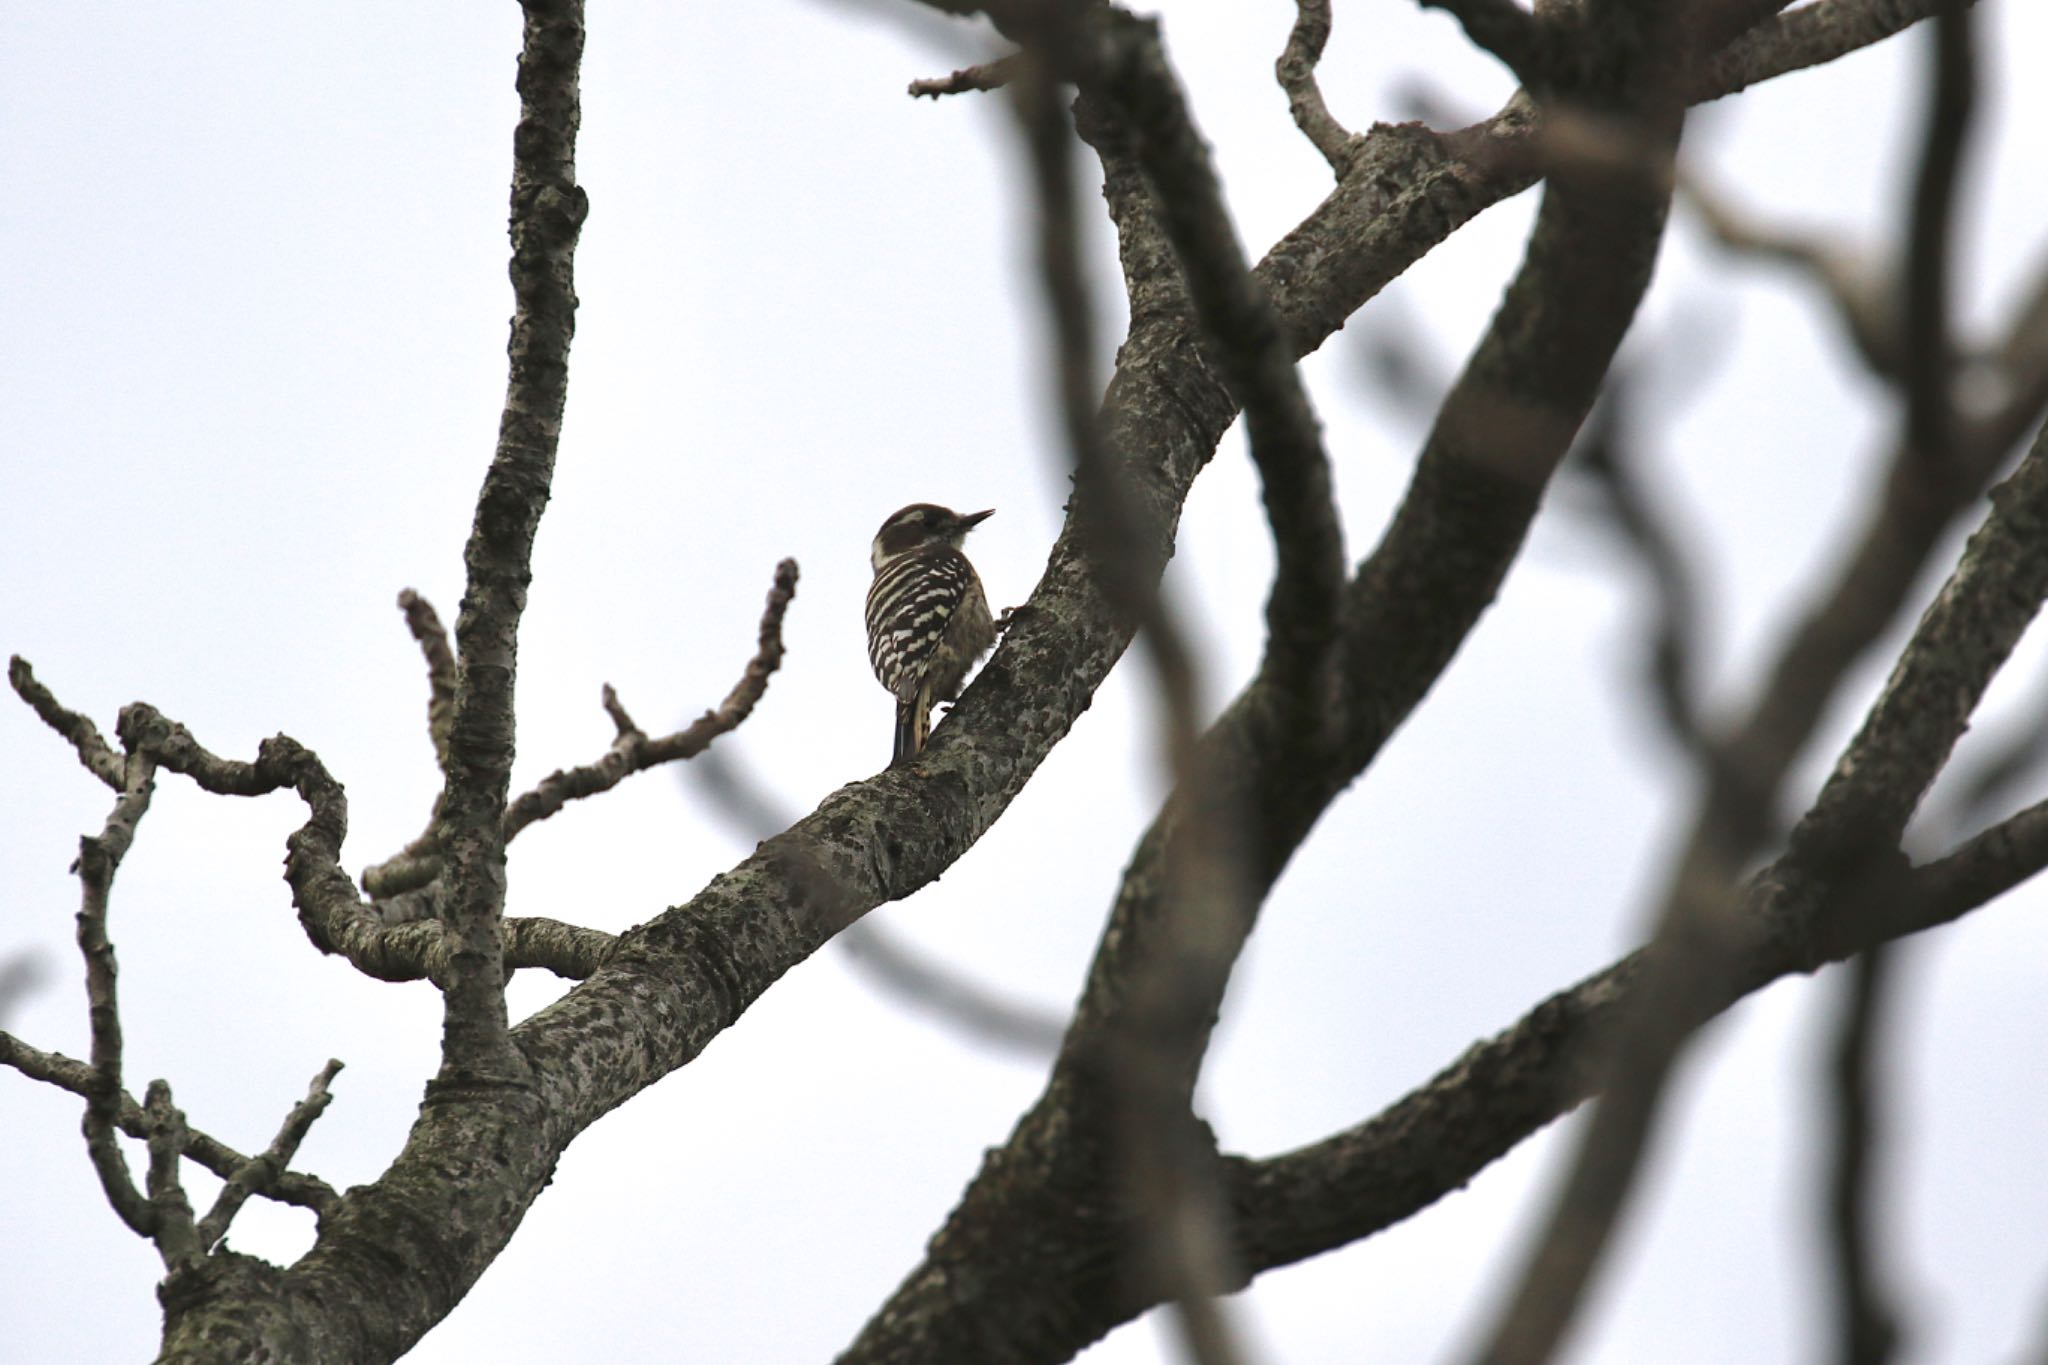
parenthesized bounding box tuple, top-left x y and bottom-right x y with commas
(866, 503, 997, 766)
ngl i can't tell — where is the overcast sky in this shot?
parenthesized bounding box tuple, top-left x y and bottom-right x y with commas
(5, 3, 2047, 1362)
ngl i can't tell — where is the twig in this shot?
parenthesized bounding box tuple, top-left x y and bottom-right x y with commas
(909, 51, 1023, 98)
(838, 926, 1064, 1055)
(197, 1059, 346, 1252)
(1275, 0, 1356, 175)
(502, 558, 798, 840)
(1693, 0, 1981, 104)
(399, 589, 458, 774)
(359, 590, 460, 897)
(1568, 373, 1711, 756)
(0, 1029, 340, 1214)
(75, 746, 159, 1240)
(143, 1080, 201, 1269)
(8, 656, 124, 789)
(1901, 0, 1975, 469)
(1822, 947, 1904, 1365)
(1683, 172, 1897, 377)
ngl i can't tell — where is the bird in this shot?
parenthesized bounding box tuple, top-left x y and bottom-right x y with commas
(865, 502, 997, 766)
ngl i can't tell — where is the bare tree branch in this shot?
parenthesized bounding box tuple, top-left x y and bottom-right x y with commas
(1692, 0, 1979, 104)
(1684, 173, 1898, 377)
(690, 750, 1065, 1053)
(399, 588, 458, 775)
(0, 1029, 341, 1215)
(1901, 0, 1974, 469)
(1418, 0, 1552, 89)
(431, 0, 590, 1087)
(8, 655, 124, 790)
(1015, 38, 1249, 1357)
(1466, 405, 2048, 1365)
(1232, 782, 2048, 1277)
(1567, 374, 1712, 755)
(1821, 946, 1904, 1365)
(1091, 16, 1348, 704)
(75, 745, 159, 1240)
(1275, 0, 1356, 175)
(358, 590, 464, 899)
(503, 557, 798, 840)
(196, 1060, 346, 1254)
(909, 50, 1023, 97)
(143, 1080, 202, 1270)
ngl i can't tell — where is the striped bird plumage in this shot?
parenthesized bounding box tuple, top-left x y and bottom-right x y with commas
(865, 503, 995, 764)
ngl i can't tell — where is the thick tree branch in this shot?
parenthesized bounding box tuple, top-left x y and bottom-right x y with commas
(1019, 25, 1271, 1354)
(1691, 0, 1978, 103)
(432, 0, 588, 1086)
(1020, 41, 1207, 778)
(1468, 410, 2048, 1365)
(845, 10, 1686, 1360)
(1231, 782, 2048, 1275)
(1697, 238, 2048, 884)
(1089, 14, 1347, 703)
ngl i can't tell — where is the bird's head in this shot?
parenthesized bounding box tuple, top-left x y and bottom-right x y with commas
(870, 503, 993, 570)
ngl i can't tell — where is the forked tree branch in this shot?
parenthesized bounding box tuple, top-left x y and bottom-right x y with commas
(3, 0, 1981, 1356)
(431, 0, 590, 1087)
(845, 0, 1690, 1353)
(1466, 381, 2048, 1364)
(1229, 782, 2048, 1275)
(0, 1029, 341, 1215)
(1417, 0, 1552, 89)
(503, 557, 798, 840)
(195, 1060, 346, 1253)
(1275, 0, 1357, 174)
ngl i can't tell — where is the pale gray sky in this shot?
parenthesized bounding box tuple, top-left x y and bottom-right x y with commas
(4, 4, 2046, 1362)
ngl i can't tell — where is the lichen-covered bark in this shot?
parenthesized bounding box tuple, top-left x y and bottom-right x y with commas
(113, 2, 1985, 1360)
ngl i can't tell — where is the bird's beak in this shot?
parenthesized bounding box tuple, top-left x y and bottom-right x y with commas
(960, 508, 995, 529)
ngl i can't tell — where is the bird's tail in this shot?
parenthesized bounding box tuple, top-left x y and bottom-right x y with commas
(892, 690, 931, 767)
